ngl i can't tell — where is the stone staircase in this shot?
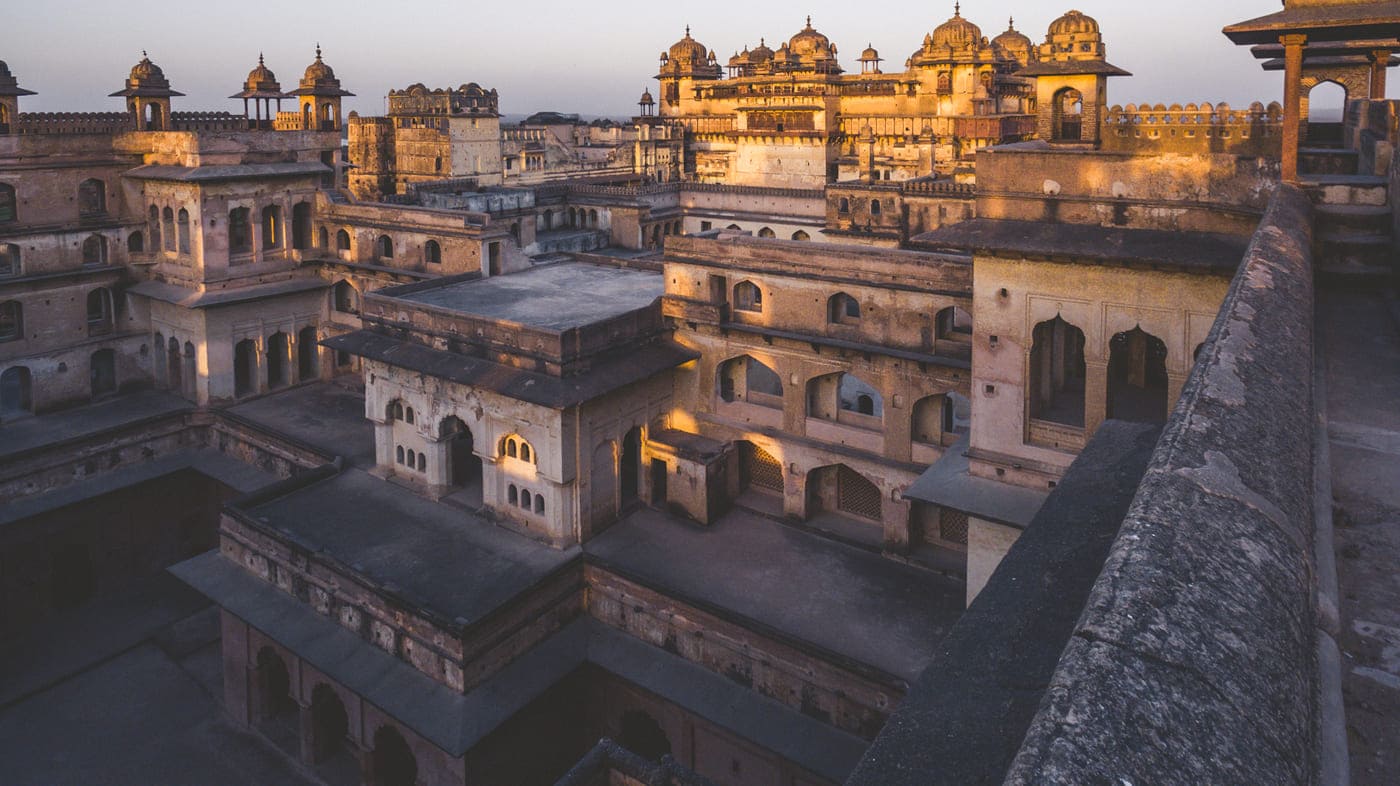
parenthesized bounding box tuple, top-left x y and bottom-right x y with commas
(1299, 145, 1395, 283)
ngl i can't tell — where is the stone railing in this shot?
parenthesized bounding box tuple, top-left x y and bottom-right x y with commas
(901, 179, 975, 197)
(1004, 185, 1321, 784)
(170, 111, 245, 131)
(1102, 101, 1283, 155)
(13, 112, 131, 135)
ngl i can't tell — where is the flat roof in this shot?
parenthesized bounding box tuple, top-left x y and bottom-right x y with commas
(904, 436, 1049, 529)
(911, 219, 1249, 273)
(238, 467, 578, 627)
(394, 263, 664, 331)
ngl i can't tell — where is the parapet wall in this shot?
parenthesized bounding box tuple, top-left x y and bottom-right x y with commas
(1005, 185, 1319, 783)
(1102, 101, 1283, 156)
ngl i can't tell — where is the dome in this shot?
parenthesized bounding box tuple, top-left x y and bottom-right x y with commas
(788, 16, 834, 58)
(303, 45, 336, 82)
(728, 49, 748, 68)
(667, 26, 709, 66)
(992, 18, 1033, 58)
(639, 88, 655, 104)
(129, 54, 166, 83)
(749, 38, 775, 64)
(931, 5, 982, 50)
(113, 51, 179, 97)
(1049, 10, 1100, 37)
(243, 54, 280, 92)
(860, 44, 881, 62)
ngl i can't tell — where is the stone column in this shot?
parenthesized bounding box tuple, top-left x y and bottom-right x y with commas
(1281, 34, 1308, 183)
(1371, 50, 1391, 100)
(1083, 359, 1109, 438)
(882, 493, 911, 554)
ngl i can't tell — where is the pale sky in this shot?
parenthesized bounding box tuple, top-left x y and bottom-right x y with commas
(4, 1, 1384, 119)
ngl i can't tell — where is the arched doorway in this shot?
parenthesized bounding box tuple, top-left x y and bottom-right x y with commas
(441, 416, 481, 504)
(738, 441, 783, 494)
(234, 339, 257, 398)
(183, 342, 197, 400)
(291, 202, 312, 250)
(267, 332, 290, 389)
(589, 440, 617, 535)
(716, 355, 783, 408)
(619, 710, 672, 762)
(1305, 80, 1347, 146)
(1029, 316, 1087, 427)
(371, 726, 418, 786)
(0, 366, 32, 419)
(1107, 327, 1169, 423)
(1052, 87, 1084, 142)
(806, 464, 884, 545)
(620, 427, 642, 506)
(167, 338, 183, 393)
(310, 684, 352, 766)
(255, 647, 298, 754)
(297, 326, 319, 382)
(89, 349, 116, 398)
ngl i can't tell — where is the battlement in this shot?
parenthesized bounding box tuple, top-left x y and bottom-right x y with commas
(12, 112, 130, 135)
(1102, 101, 1284, 155)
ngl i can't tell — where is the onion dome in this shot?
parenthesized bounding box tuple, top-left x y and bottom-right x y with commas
(728, 49, 748, 69)
(0, 60, 36, 97)
(639, 88, 655, 105)
(749, 38, 775, 64)
(293, 45, 354, 97)
(110, 51, 184, 98)
(992, 18, 1034, 63)
(860, 44, 881, 62)
(931, 3, 982, 50)
(1049, 10, 1100, 37)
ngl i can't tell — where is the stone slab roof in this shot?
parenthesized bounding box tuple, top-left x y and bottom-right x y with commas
(911, 219, 1249, 273)
(1225, 1, 1400, 45)
(1015, 61, 1131, 77)
(392, 263, 664, 331)
(173, 553, 866, 779)
(236, 467, 578, 626)
(129, 277, 328, 309)
(903, 435, 1048, 529)
(124, 162, 331, 182)
(0, 390, 191, 462)
(321, 331, 698, 409)
(847, 421, 1162, 786)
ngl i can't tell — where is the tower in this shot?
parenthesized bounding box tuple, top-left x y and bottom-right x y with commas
(0, 61, 36, 134)
(291, 45, 354, 132)
(656, 26, 721, 116)
(1018, 11, 1130, 145)
(109, 52, 183, 131)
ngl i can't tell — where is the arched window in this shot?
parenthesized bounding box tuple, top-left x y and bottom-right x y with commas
(828, 293, 860, 324)
(332, 281, 358, 314)
(298, 325, 319, 381)
(619, 710, 672, 762)
(405, 406, 415, 424)
(0, 244, 18, 277)
(838, 197, 850, 214)
(318, 226, 329, 249)
(90, 349, 116, 396)
(717, 355, 783, 408)
(937, 72, 952, 93)
(0, 301, 22, 341)
(417, 453, 426, 472)
(78, 179, 106, 217)
(757, 227, 776, 238)
(262, 205, 283, 250)
(521, 490, 532, 509)
(266, 332, 289, 389)
(507, 439, 518, 458)
(126, 232, 144, 254)
(520, 443, 531, 463)
(336, 229, 351, 252)
(389, 400, 404, 421)
(791, 230, 810, 241)
(377, 235, 393, 259)
(870, 199, 882, 216)
(0, 183, 16, 223)
(82, 235, 108, 267)
(229, 208, 252, 254)
(725, 224, 742, 231)
(733, 281, 763, 312)
(589, 209, 599, 226)
(86, 288, 113, 335)
(234, 339, 257, 397)
(371, 726, 418, 786)
(407, 449, 417, 468)
(396, 445, 405, 464)
(149, 205, 161, 249)
(807, 372, 884, 424)
(535, 496, 545, 514)
(508, 485, 518, 505)
(162, 208, 176, 253)
(1108, 327, 1169, 424)
(424, 240, 442, 265)
(1029, 316, 1087, 426)
(177, 208, 190, 253)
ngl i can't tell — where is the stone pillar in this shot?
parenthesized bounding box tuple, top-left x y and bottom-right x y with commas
(1083, 359, 1109, 438)
(1281, 34, 1308, 183)
(1371, 50, 1391, 100)
(882, 493, 911, 554)
(375, 422, 395, 469)
(255, 338, 269, 394)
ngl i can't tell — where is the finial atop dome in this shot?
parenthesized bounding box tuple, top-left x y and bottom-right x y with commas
(806, 15, 812, 28)
(954, 2, 960, 17)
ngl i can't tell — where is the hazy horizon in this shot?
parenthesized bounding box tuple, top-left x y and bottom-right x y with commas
(5, 0, 1385, 119)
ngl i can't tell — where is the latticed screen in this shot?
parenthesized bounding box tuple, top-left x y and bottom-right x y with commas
(740, 442, 784, 492)
(837, 466, 882, 521)
(940, 508, 969, 545)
